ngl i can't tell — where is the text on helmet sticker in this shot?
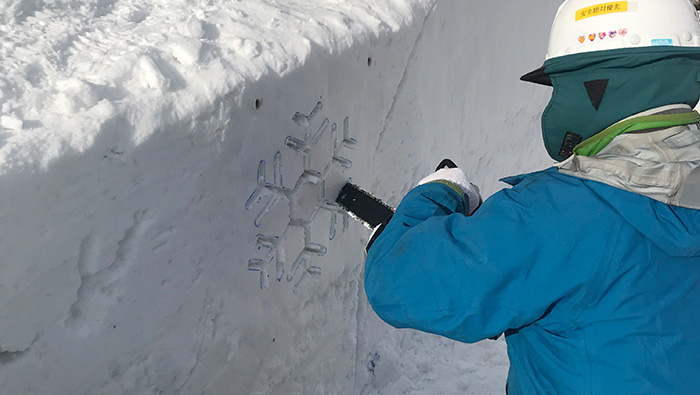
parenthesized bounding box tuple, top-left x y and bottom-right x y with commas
(651, 39, 674, 46)
(575, 2, 629, 21)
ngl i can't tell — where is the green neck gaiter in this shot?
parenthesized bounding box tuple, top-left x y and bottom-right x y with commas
(541, 47, 700, 161)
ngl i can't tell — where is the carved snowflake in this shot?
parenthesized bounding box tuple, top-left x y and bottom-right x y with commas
(246, 102, 357, 291)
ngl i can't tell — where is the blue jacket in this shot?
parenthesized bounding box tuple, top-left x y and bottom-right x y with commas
(364, 167, 700, 394)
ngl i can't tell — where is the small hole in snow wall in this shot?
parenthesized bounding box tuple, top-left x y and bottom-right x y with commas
(255, 99, 263, 110)
(367, 57, 372, 67)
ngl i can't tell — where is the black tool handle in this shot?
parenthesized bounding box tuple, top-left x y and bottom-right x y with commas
(436, 158, 458, 171)
(336, 183, 394, 228)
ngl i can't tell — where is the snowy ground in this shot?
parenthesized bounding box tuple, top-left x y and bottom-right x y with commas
(0, 0, 557, 393)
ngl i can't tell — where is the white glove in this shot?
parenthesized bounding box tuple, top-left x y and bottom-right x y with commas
(418, 167, 481, 215)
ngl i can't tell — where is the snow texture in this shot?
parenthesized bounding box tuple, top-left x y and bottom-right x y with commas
(0, 0, 558, 393)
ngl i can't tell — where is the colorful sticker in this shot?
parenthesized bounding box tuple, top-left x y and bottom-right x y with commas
(578, 28, 628, 45)
(651, 38, 674, 46)
(576, 2, 629, 21)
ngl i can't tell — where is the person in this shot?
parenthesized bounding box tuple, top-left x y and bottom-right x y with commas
(363, 0, 700, 393)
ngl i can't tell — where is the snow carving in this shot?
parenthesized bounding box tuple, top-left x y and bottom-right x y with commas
(246, 102, 357, 291)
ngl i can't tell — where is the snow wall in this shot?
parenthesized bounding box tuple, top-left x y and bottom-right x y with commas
(0, 1, 559, 394)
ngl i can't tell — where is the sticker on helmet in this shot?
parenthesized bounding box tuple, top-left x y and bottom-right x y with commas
(576, 2, 629, 21)
(651, 38, 674, 46)
(579, 29, 628, 45)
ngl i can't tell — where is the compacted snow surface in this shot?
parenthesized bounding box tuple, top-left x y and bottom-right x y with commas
(0, 0, 558, 393)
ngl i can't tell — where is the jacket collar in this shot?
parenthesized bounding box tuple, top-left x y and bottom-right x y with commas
(557, 104, 700, 209)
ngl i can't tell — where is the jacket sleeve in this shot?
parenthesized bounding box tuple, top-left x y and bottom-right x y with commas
(364, 180, 585, 343)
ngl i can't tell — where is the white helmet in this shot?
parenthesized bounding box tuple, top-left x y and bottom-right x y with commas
(545, 0, 700, 60)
